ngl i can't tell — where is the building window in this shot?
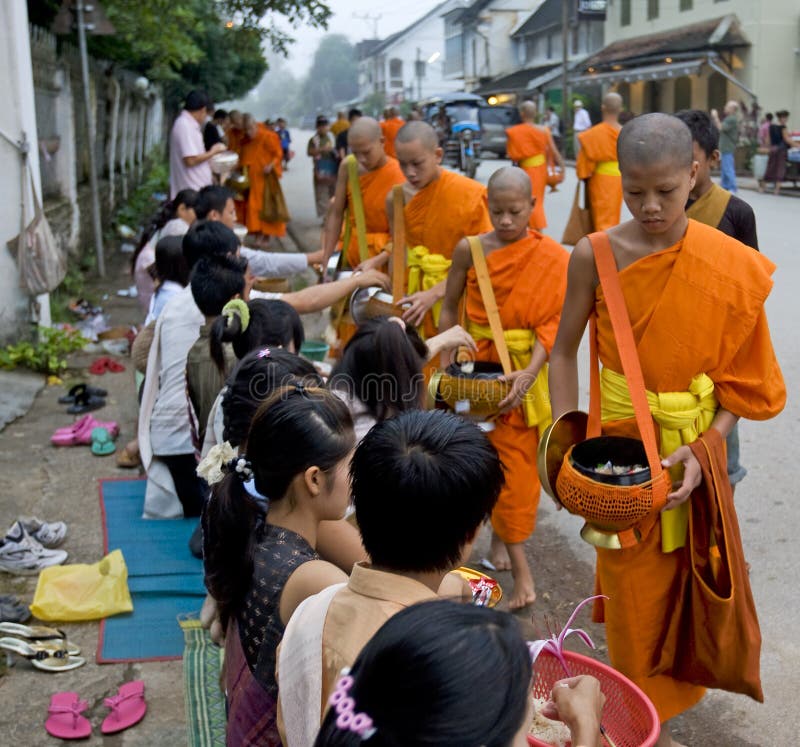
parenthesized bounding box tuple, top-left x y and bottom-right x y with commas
(680, 0, 693, 9)
(389, 58, 403, 89)
(546, 33, 552, 59)
(674, 76, 692, 111)
(621, 0, 631, 27)
(707, 72, 727, 112)
(647, 0, 659, 20)
(644, 80, 661, 113)
(445, 34, 463, 74)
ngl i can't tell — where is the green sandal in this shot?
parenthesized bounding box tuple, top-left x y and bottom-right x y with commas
(91, 427, 116, 456)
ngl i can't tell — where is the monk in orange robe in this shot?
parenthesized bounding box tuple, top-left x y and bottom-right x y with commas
(225, 111, 247, 225)
(360, 121, 491, 339)
(322, 117, 405, 271)
(440, 167, 568, 610)
(505, 102, 564, 230)
(380, 107, 405, 159)
(240, 114, 287, 245)
(576, 92, 624, 231)
(549, 114, 785, 746)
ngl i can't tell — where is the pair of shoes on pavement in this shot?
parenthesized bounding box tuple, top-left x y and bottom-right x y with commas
(46, 682, 147, 739)
(0, 519, 68, 575)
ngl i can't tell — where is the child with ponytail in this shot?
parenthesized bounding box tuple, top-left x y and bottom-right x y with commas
(204, 385, 355, 746)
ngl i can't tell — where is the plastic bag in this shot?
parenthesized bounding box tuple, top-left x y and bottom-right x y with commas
(30, 549, 133, 622)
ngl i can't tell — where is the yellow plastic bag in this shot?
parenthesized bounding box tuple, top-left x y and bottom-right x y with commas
(30, 549, 133, 621)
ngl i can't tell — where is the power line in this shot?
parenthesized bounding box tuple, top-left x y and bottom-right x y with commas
(352, 11, 382, 38)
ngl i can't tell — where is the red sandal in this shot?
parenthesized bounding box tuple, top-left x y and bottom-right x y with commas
(89, 356, 126, 375)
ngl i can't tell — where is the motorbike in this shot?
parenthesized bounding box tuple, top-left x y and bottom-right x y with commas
(450, 121, 480, 179)
(420, 93, 484, 179)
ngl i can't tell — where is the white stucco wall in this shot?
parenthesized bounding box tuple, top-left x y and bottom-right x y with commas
(0, 2, 46, 341)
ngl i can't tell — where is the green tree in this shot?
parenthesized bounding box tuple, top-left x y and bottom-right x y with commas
(299, 35, 359, 113)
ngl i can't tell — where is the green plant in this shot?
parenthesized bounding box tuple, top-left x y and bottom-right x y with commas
(0, 327, 89, 376)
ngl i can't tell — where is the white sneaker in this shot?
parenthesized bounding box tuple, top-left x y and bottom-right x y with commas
(0, 522, 67, 575)
(17, 517, 68, 548)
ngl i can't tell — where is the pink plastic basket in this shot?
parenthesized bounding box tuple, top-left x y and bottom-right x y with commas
(527, 650, 660, 747)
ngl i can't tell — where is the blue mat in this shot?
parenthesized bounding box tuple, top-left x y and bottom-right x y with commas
(98, 478, 206, 662)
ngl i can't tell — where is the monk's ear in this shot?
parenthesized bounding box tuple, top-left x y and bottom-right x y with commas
(434, 146, 444, 163)
(688, 160, 699, 190)
(531, 196, 536, 209)
(710, 149, 720, 168)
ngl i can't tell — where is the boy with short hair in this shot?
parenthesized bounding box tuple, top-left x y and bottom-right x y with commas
(549, 113, 785, 745)
(276, 409, 504, 744)
(439, 166, 569, 610)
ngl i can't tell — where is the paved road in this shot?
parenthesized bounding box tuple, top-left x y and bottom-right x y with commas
(281, 135, 798, 744)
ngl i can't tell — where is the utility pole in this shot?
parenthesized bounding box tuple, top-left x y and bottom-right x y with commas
(353, 12, 382, 38)
(561, 0, 570, 132)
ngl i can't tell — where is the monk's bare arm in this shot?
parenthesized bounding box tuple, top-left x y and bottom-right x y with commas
(438, 239, 471, 365)
(547, 131, 564, 170)
(322, 161, 350, 266)
(549, 238, 596, 418)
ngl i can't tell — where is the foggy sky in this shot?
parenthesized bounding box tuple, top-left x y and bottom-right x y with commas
(277, 0, 443, 76)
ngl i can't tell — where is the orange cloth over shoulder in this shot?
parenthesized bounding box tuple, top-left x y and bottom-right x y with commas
(505, 124, 550, 230)
(381, 118, 404, 159)
(591, 220, 784, 722)
(343, 158, 405, 268)
(576, 122, 622, 231)
(227, 128, 246, 224)
(239, 123, 286, 237)
(404, 170, 492, 337)
(466, 230, 568, 543)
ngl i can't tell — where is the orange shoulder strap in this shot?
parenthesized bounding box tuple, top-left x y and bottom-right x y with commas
(587, 231, 664, 486)
(467, 236, 513, 375)
(391, 185, 406, 303)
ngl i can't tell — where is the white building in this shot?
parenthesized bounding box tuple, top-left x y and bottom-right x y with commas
(357, 0, 467, 104)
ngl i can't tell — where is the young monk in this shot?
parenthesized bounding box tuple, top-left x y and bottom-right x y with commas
(240, 113, 287, 247)
(576, 92, 624, 230)
(361, 121, 492, 338)
(675, 108, 759, 496)
(380, 106, 404, 159)
(226, 110, 247, 224)
(505, 101, 564, 230)
(321, 117, 404, 271)
(439, 167, 569, 609)
(548, 113, 785, 745)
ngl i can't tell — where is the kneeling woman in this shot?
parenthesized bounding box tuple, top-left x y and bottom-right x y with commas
(204, 386, 354, 745)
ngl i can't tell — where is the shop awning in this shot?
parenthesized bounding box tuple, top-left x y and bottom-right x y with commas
(570, 57, 705, 86)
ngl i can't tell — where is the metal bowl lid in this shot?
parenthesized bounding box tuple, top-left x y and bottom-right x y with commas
(537, 409, 588, 501)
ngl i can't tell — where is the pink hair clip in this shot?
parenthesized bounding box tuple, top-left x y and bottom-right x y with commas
(328, 668, 376, 740)
(256, 348, 271, 358)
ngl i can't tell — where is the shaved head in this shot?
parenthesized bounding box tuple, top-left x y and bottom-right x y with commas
(348, 116, 382, 143)
(617, 113, 693, 172)
(488, 166, 531, 197)
(602, 92, 623, 114)
(395, 121, 439, 150)
(519, 101, 537, 121)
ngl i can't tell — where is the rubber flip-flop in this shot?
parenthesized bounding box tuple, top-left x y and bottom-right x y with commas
(105, 358, 125, 373)
(101, 680, 147, 734)
(0, 637, 85, 671)
(45, 692, 92, 740)
(91, 427, 116, 456)
(58, 383, 108, 404)
(66, 392, 105, 415)
(51, 415, 119, 445)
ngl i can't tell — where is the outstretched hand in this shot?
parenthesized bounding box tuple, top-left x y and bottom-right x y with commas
(354, 269, 391, 292)
(399, 289, 437, 327)
(497, 369, 536, 413)
(660, 445, 702, 510)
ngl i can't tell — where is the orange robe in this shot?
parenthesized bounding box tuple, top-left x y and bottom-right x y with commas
(381, 118, 404, 159)
(342, 158, 405, 269)
(403, 169, 492, 338)
(505, 124, 550, 230)
(576, 122, 622, 231)
(466, 231, 568, 542)
(240, 124, 286, 238)
(591, 219, 785, 721)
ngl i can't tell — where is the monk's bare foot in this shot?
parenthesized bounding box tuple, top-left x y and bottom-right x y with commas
(489, 531, 512, 571)
(507, 542, 536, 610)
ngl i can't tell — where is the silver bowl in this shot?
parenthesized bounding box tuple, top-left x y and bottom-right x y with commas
(210, 151, 239, 175)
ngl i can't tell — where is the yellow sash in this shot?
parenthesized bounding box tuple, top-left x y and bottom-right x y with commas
(406, 246, 451, 326)
(686, 183, 732, 230)
(595, 160, 621, 176)
(600, 367, 718, 552)
(340, 155, 369, 268)
(467, 323, 552, 432)
(520, 154, 546, 169)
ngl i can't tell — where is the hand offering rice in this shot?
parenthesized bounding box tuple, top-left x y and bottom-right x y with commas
(591, 460, 647, 476)
(529, 697, 572, 747)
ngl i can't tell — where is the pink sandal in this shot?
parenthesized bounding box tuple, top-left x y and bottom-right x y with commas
(45, 692, 91, 740)
(51, 414, 119, 446)
(101, 680, 147, 734)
